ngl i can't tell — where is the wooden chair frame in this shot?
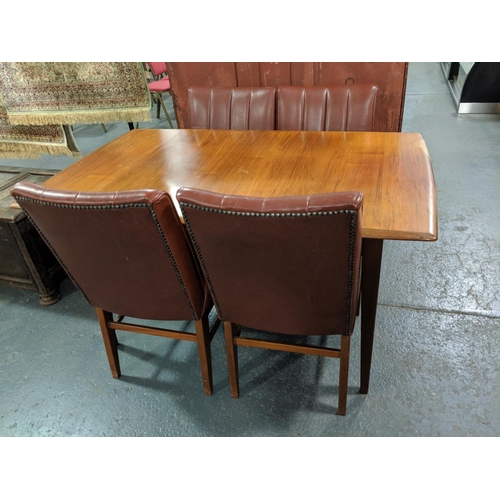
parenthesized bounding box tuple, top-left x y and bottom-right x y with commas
(223, 321, 351, 415)
(96, 309, 220, 395)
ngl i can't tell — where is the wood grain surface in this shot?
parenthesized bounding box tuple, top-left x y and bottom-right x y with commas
(43, 129, 437, 241)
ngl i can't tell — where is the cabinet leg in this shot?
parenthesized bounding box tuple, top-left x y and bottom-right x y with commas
(38, 289, 61, 306)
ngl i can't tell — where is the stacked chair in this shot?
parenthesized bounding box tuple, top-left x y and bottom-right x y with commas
(147, 62, 174, 128)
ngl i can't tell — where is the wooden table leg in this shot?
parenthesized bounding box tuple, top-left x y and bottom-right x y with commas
(360, 238, 384, 394)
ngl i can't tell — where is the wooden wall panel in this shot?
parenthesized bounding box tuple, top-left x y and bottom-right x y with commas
(167, 62, 408, 132)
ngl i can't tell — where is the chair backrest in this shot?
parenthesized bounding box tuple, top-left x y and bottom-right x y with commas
(11, 182, 208, 322)
(176, 188, 363, 337)
(148, 62, 168, 79)
(188, 86, 276, 130)
(277, 84, 378, 131)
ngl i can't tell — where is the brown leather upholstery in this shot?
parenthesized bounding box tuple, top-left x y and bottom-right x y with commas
(177, 187, 363, 414)
(277, 84, 378, 131)
(188, 86, 276, 130)
(177, 188, 362, 335)
(11, 182, 217, 394)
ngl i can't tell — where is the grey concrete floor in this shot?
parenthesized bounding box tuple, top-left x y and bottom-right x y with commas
(1, 63, 499, 437)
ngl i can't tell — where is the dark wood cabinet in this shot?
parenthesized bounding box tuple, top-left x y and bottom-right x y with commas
(0, 166, 66, 305)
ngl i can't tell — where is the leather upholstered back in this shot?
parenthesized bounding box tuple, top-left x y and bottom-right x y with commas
(188, 86, 276, 130)
(277, 84, 378, 131)
(11, 182, 209, 322)
(177, 188, 363, 337)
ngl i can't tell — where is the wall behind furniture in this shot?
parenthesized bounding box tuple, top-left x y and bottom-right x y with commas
(166, 62, 408, 132)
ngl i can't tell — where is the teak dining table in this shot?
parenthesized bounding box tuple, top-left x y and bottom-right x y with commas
(42, 128, 438, 393)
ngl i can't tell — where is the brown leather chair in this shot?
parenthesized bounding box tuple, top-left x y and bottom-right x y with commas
(277, 84, 378, 131)
(11, 182, 219, 395)
(176, 187, 363, 415)
(187, 86, 276, 130)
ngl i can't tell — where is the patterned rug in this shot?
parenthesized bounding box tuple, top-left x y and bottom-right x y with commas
(0, 102, 80, 158)
(0, 62, 151, 125)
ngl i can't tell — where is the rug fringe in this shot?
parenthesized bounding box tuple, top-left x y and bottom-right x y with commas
(0, 141, 81, 157)
(7, 108, 153, 126)
(0, 149, 41, 159)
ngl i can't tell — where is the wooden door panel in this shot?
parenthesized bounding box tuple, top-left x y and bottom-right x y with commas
(167, 62, 408, 131)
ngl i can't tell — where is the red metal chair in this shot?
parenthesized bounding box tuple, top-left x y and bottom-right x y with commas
(147, 62, 174, 127)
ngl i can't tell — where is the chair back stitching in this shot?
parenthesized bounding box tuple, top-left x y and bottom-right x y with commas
(16, 200, 92, 304)
(13, 197, 198, 319)
(371, 89, 377, 130)
(208, 88, 214, 129)
(323, 89, 329, 131)
(301, 90, 306, 130)
(345, 87, 350, 131)
(246, 91, 251, 130)
(180, 204, 224, 319)
(180, 202, 359, 333)
(228, 89, 234, 129)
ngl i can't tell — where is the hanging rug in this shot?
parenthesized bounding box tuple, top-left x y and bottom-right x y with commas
(0, 62, 151, 125)
(0, 102, 80, 158)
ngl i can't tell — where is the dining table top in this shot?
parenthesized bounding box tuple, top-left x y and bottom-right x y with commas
(43, 128, 438, 241)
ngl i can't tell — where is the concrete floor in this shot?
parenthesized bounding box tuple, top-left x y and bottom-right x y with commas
(0, 63, 499, 437)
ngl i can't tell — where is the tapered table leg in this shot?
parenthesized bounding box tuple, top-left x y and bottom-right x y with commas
(360, 238, 384, 394)
(224, 321, 240, 398)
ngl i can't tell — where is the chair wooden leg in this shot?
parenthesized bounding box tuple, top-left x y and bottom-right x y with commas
(95, 308, 121, 379)
(195, 317, 213, 396)
(337, 335, 351, 416)
(224, 321, 239, 398)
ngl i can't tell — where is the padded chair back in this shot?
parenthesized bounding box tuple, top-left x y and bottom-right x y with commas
(177, 188, 363, 336)
(188, 86, 276, 130)
(277, 84, 378, 131)
(11, 183, 208, 322)
(148, 62, 168, 78)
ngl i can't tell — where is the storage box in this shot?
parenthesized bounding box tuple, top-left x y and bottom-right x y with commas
(0, 166, 66, 305)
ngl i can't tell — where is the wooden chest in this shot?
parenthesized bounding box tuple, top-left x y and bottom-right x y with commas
(0, 166, 66, 305)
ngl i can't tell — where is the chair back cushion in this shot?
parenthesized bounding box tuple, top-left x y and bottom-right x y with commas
(11, 183, 208, 321)
(188, 87, 276, 130)
(177, 188, 363, 336)
(148, 62, 168, 78)
(277, 84, 378, 131)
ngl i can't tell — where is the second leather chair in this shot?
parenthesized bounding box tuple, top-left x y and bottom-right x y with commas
(177, 187, 364, 415)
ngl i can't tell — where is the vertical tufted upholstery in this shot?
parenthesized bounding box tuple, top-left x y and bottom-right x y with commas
(188, 86, 276, 130)
(177, 187, 364, 414)
(277, 84, 378, 131)
(10, 182, 217, 395)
